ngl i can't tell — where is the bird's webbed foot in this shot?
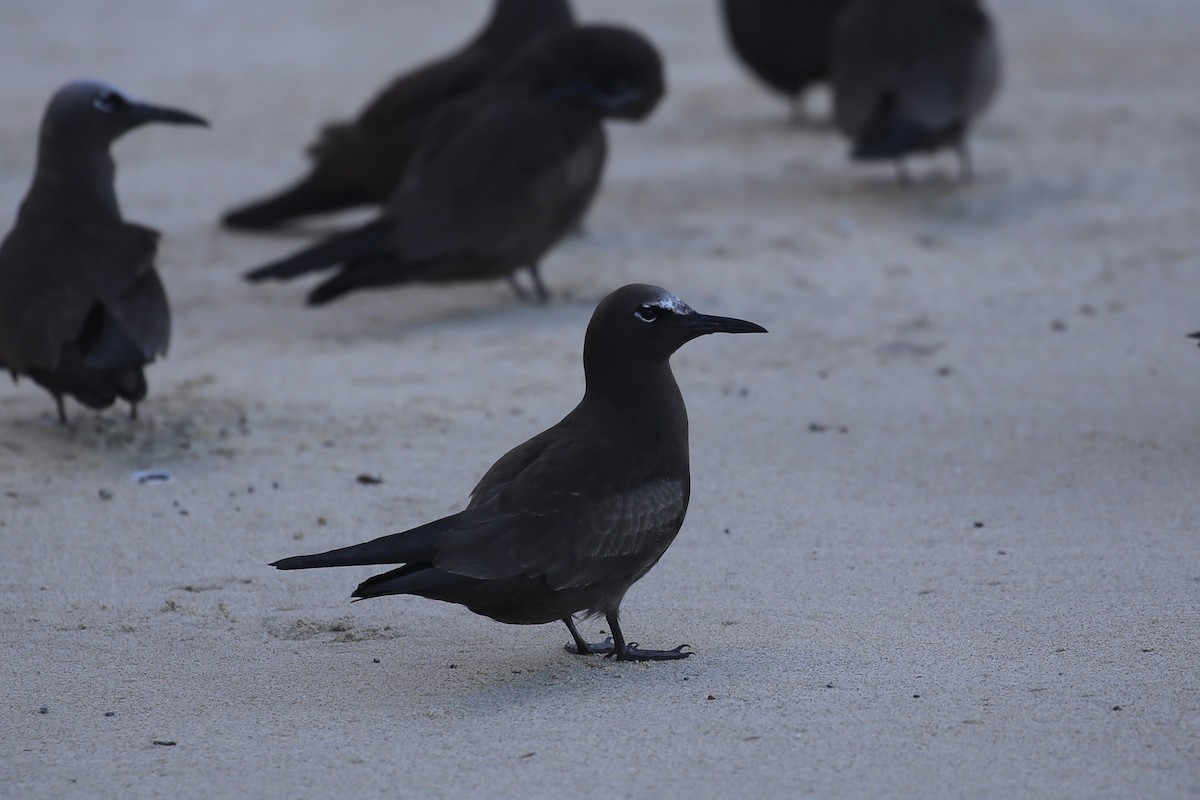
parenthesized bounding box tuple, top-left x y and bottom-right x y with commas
(562, 615, 692, 661)
(611, 642, 692, 662)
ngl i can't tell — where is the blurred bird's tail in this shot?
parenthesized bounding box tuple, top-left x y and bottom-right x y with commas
(304, 256, 406, 306)
(243, 219, 392, 282)
(222, 174, 371, 230)
(851, 94, 936, 161)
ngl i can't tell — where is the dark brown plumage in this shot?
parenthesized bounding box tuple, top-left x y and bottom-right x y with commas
(243, 24, 666, 305)
(720, 0, 849, 120)
(0, 80, 207, 423)
(221, 0, 575, 230)
(831, 0, 1001, 180)
(272, 284, 767, 661)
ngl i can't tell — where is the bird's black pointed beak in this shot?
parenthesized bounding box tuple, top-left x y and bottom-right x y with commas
(130, 101, 209, 128)
(675, 313, 767, 336)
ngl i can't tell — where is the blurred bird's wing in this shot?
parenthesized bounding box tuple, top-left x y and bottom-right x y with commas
(305, 47, 495, 170)
(387, 94, 607, 271)
(898, 2, 1000, 128)
(354, 47, 496, 136)
(831, 0, 896, 136)
(0, 219, 165, 371)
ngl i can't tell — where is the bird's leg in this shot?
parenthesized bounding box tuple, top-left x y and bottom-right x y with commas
(507, 265, 550, 304)
(955, 140, 975, 182)
(563, 616, 613, 656)
(128, 401, 139, 422)
(894, 158, 914, 187)
(506, 275, 532, 303)
(54, 395, 68, 425)
(527, 263, 550, 304)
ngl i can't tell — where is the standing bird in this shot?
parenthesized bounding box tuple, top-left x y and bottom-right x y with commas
(830, 0, 1000, 181)
(221, 0, 575, 230)
(0, 80, 207, 423)
(244, 24, 665, 306)
(272, 284, 766, 661)
(720, 0, 849, 122)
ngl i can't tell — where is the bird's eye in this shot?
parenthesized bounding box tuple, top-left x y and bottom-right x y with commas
(92, 92, 124, 114)
(634, 304, 660, 323)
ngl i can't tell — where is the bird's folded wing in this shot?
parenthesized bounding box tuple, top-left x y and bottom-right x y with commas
(356, 47, 495, 135)
(898, 6, 998, 128)
(389, 96, 604, 268)
(0, 220, 162, 370)
(437, 436, 686, 590)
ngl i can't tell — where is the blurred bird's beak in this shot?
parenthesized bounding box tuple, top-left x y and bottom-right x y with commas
(675, 313, 767, 336)
(131, 101, 209, 127)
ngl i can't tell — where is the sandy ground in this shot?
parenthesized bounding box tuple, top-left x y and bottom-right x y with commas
(1, 1, 1199, 797)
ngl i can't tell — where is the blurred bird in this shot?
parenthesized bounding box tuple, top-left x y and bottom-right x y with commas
(0, 80, 207, 423)
(244, 24, 665, 305)
(830, 0, 1000, 181)
(221, 0, 575, 230)
(720, 0, 848, 122)
(272, 284, 767, 661)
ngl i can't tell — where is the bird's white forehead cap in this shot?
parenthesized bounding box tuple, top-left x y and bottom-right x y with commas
(646, 289, 693, 315)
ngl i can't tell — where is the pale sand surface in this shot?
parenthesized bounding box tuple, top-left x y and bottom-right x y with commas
(1, 1, 1198, 797)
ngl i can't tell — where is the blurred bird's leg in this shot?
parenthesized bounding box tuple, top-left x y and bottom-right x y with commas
(789, 91, 809, 126)
(955, 140, 975, 182)
(564, 612, 691, 661)
(506, 264, 550, 304)
(128, 401, 139, 421)
(53, 394, 68, 425)
(506, 275, 532, 302)
(528, 263, 550, 303)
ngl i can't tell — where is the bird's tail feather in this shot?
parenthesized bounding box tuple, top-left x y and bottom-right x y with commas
(270, 513, 453, 570)
(852, 111, 929, 160)
(243, 219, 392, 283)
(304, 256, 411, 305)
(222, 175, 370, 230)
(850, 92, 936, 161)
(352, 565, 481, 600)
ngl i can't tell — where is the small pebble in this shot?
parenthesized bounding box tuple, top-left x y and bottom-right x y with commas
(98, 489, 113, 501)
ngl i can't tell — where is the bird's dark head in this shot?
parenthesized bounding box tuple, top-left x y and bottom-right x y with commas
(499, 24, 666, 121)
(584, 284, 767, 372)
(40, 80, 208, 149)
